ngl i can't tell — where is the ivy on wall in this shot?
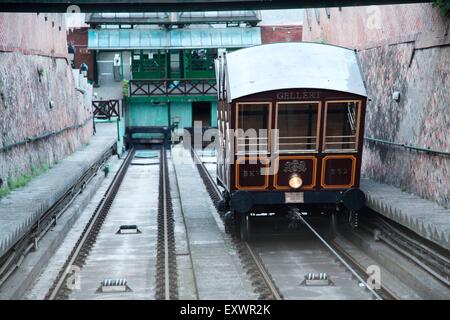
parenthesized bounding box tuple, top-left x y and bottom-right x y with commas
(433, 0, 450, 16)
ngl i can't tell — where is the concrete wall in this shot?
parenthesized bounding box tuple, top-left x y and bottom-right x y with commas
(303, 4, 449, 207)
(125, 102, 169, 128)
(0, 13, 94, 193)
(171, 102, 192, 131)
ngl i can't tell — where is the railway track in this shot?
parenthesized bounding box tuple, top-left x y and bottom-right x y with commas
(192, 148, 392, 300)
(359, 211, 450, 288)
(290, 210, 384, 300)
(155, 147, 177, 300)
(45, 148, 135, 300)
(44, 146, 178, 300)
(194, 148, 450, 299)
(191, 148, 282, 299)
(0, 147, 113, 290)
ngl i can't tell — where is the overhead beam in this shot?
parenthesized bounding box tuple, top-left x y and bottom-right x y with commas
(0, 0, 428, 13)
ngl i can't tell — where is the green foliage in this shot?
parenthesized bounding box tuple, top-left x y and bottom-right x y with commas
(0, 163, 50, 198)
(2, 131, 8, 145)
(7, 176, 14, 189)
(0, 186, 10, 198)
(103, 164, 110, 177)
(37, 67, 45, 82)
(14, 174, 32, 188)
(433, 0, 450, 16)
(0, 79, 6, 110)
(7, 173, 32, 189)
(122, 79, 129, 97)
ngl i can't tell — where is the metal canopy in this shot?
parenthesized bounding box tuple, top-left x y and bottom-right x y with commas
(222, 42, 367, 101)
(0, 0, 425, 12)
(86, 11, 261, 25)
(88, 27, 261, 50)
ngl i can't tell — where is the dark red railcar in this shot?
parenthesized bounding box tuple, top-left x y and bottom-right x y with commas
(215, 42, 367, 239)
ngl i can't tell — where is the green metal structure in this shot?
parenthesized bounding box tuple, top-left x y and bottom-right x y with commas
(131, 50, 167, 79)
(87, 12, 262, 143)
(130, 48, 215, 80)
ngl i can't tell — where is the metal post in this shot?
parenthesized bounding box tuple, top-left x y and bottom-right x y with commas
(93, 50, 99, 87)
(120, 51, 124, 80)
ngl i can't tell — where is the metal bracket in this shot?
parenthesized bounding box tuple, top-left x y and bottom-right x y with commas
(116, 225, 142, 234)
(96, 278, 132, 293)
(300, 273, 333, 286)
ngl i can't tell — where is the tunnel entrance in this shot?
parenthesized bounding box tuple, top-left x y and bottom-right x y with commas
(192, 101, 211, 127)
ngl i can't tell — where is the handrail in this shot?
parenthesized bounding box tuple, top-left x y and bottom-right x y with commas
(0, 117, 93, 153)
(92, 99, 120, 119)
(364, 136, 450, 157)
(279, 142, 317, 145)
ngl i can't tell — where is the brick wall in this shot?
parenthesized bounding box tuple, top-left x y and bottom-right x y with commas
(0, 13, 94, 193)
(261, 25, 302, 43)
(67, 27, 95, 81)
(303, 4, 449, 207)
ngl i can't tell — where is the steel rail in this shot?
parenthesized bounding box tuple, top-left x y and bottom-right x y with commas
(47, 148, 135, 300)
(191, 148, 223, 201)
(162, 148, 170, 300)
(191, 148, 390, 300)
(378, 233, 449, 287)
(295, 212, 383, 300)
(0, 147, 112, 289)
(191, 148, 283, 300)
(244, 242, 283, 300)
(330, 239, 399, 300)
(156, 146, 177, 300)
(365, 216, 450, 287)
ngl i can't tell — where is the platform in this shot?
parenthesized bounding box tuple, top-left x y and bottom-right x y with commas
(0, 123, 117, 259)
(171, 145, 256, 299)
(360, 178, 450, 251)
